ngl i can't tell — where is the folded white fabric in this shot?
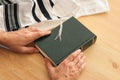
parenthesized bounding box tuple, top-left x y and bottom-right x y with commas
(52, 0, 109, 18)
(0, 0, 109, 31)
(75, 0, 110, 17)
(34, 0, 110, 31)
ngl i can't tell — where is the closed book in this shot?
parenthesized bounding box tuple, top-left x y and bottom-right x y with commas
(35, 17, 97, 66)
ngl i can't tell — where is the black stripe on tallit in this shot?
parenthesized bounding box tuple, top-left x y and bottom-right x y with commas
(32, 1, 41, 22)
(4, 5, 11, 31)
(13, 3, 20, 30)
(37, 0, 52, 20)
(49, 0, 54, 7)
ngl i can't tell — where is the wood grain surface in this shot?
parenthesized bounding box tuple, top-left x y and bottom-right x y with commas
(0, 0, 120, 80)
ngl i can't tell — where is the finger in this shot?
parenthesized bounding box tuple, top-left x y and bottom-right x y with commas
(31, 30, 51, 40)
(38, 30, 51, 37)
(27, 26, 51, 35)
(65, 49, 81, 62)
(45, 58, 54, 72)
(80, 55, 86, 63)
(19, 47, 39, 54)
(78, 55, 85, 66)
(77, 54, 85, 65)
(81, 62, 86, 70)
(77, 56, 86, 70)
(26, 26, 51, 38)
(71, 53, 82, 65)
(78, 62, 86, 72)
(79, 52, 84, 58)
(27, 27, 41, 32)
(26, 30, 51, 43)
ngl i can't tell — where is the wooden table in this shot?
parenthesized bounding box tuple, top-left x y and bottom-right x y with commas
(0, 0, 120, 80)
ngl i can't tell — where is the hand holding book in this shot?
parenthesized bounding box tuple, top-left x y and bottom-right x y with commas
(0, 27, 51, 53)
(45, 49, 86, 80)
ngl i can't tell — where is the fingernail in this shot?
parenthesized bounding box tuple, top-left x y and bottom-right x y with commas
(77, 49, 81, 52)
(79, 49, 81, 51)
(45, 31, 51, 34)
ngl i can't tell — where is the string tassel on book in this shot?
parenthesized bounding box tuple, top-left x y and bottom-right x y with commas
(54, 22, 63, 41)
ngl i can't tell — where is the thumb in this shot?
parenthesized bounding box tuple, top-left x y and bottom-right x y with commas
(45, 58, 54, 71)
(32, 31, 51, 40)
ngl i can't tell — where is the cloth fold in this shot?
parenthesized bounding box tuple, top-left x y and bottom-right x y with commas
(33, 0, 110, 31)
(0, 0, 109, 31)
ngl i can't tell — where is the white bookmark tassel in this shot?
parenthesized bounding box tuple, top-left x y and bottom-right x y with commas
(55, 23, 63, 41)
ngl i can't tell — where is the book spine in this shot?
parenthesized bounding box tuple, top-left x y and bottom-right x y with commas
(80, 35, 97, 51)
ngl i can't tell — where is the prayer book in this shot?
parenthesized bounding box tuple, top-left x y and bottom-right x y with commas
(35, 17, 97, 66)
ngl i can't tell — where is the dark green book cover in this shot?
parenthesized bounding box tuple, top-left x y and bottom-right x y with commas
(35, 17, 97, 66)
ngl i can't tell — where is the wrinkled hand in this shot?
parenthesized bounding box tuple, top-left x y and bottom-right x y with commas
(45, 49, 86, 80)
(0, 27, 51, 53)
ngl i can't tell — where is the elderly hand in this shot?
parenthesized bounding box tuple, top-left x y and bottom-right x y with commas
(0, 27, 51, 53)
(45, 49, 86, 80)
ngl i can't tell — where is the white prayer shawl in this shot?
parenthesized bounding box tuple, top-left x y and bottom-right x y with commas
(0, 0, 109, 31)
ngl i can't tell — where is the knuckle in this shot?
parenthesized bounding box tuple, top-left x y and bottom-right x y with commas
(62, 61, 68, 67)
(37, 31, 43, 36)
(69, 65, 73, 69)
(29, 27, 41, 32)
(71, 50, 81, 58)
(68, 56, 74, 61)
(68, 63, 74, 68)
(79, 52, 84, 59)
(68, 53, 76, 61)
(25, 33, 33, 40)
(71, 54, 76, 58)
(80, 56, 85, 63)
